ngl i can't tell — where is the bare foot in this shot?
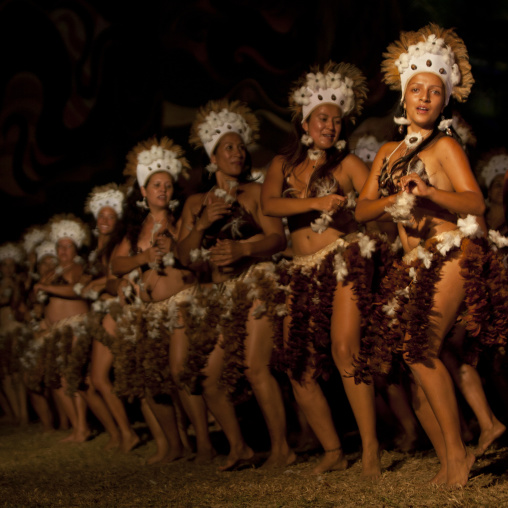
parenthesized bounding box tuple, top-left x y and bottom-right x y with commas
(446, 448, 475, 488)
(104, 435, 121, 451)
(260, 449, 297, 470)
(428, 466, 447, 485)
(120, 432, 140, 453)
(309, 448, 348, 475)
(476, 419, 506, 456)
(60, 431, 77, 443)
(147, 447, 186, 466)
(73, 428, 92, 443)
(218, 445, 255, 472)
(394, 431, 419, 453)
(193, 447, 216, 465)
(361, 447, 381, 481)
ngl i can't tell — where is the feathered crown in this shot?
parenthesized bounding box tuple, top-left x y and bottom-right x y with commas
(289, 61, 368, 123)
(22, 226, 47, 254)
(124, 136, 191, 188)
(85, 183, 125, 219)
(382, 23, 473, 106)
(48, 214, 90, 249)
(35, 241, 57, 262)
(0, 242, 25, 264)
(475, 148, 508, 190)
(352, 134, 384, 164)
(189, 99, 259, 157)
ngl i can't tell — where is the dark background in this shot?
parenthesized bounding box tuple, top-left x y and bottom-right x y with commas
(1, 0, 507, 242)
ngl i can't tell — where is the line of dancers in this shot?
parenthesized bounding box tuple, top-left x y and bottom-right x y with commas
(1, 23, 507, 487)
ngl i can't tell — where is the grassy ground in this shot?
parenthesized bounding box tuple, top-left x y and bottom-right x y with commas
(1, 414, 508, 508)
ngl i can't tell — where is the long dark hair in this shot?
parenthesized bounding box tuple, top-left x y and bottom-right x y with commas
(279, 114, 351, 196)
(122, 174, 185, 252)
(379, 101, 462, 194)
(195, 146, 254, 194)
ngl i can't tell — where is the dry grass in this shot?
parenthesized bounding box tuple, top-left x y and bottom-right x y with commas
(1, 417, 508, 508)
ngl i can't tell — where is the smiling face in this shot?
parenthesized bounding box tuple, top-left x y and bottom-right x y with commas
(96, 206, 118, 237)
(404, 72, 446, 130)
(211, 132, 246, 176)
(141, 171, 174, 210)
(302, 104, 342, 150)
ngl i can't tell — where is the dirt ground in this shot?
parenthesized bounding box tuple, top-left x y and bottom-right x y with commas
(1, 407, 508, 508)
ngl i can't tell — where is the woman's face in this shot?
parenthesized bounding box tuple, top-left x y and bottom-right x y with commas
(56, 238, 77, 266)
(489, 174, 506, 205)
(0, 259, 15, 277)
(96, 206, 118, 236)
(38, 255, 57, 277)
(302, 104, 342, 150)
(141, 171, 174, 210)
(404, 72, 446, 130)
(211, 132, 246, 176)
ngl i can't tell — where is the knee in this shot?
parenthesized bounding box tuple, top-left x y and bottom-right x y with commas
(331, 340, 355, 368)
(90, 370, 109, 393)
(244, 362, 268, 388)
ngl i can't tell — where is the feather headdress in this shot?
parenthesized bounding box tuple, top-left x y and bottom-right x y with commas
(289, 61, 368, 124)
(84, 182, 125, 219)
(189, 99, 259, 157)
(47, 214, 90, 249)
(123, 136, 190, 188)
(382, 23, 473, 105)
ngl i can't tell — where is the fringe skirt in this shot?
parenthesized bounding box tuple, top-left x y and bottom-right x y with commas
(353, 220, 508, 384)
(273, 232, 398, 384)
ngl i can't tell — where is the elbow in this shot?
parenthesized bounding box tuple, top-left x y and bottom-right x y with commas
(354, 206, 368, 224)
(476, 200, 486, 217)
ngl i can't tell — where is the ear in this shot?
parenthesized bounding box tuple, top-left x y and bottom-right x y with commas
(140, 186, 147, 198)
(210, 153, 217, 165)
(302, 119, 309, 133)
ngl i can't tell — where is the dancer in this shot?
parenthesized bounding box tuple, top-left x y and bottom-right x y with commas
(33, 214, 118, 445)
(353, 24, 489, 486)
(0, 242, 28, 426)
(79, 183, 142, 452)
(110, 137, 194, 464)
(261, 61, 383, 477)
(176, 99, 295, 470)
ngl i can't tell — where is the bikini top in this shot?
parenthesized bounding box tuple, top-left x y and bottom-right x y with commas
(282, 176, 355, 233)
(196, 191, 263, 249)
(378, 140, 432, 196)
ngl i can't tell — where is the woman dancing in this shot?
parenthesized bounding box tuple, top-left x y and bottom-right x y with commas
(261, 61, 383, 478)
(110, 137, 195, 464)
(34, 214, 118, 445)
(352, 24, 492, 487)
(176, 99, 294, 470)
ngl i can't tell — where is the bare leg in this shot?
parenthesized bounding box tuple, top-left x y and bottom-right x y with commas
(244, 305, 295, 468)
(331, 282, 381, 480)
(0, 385, 16, 423)
(441, 325, 506, 455)
(144, 392, 186, 464)
(2, 376, 21, 424)
(29, 391, 54, 432)
(404, 254, 475, 487)
(80, 379, 121, 450)
(382, 379, 420, 452)
(410, 378, 447, 484)
(14, 374, 28, 425)
(51, 389, 70, 430)
(59, 377, 91, 443)
(90, 319, 139, 453)
(170, 325, 214, 462)
(140, 397, 168, 462)
(202, 337, 254, 471)
(283, 302, 347, 475)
